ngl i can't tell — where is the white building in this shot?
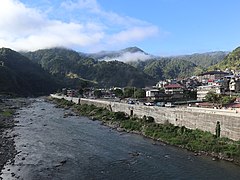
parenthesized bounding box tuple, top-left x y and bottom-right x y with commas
(197, 85, 223, 101)
(229, 79, 236, 91)
(146, 89, 160, 98)
(155, 81, 168, 88)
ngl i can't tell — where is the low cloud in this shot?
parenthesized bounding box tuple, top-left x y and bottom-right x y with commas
(99, 52, 154, 62)
(0, 0, 160, 52)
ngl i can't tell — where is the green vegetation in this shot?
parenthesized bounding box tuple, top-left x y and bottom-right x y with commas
(205, 92, 236, 105)
(0, 109, 14, 117)
(175, 51, 227, 68)
(94, 90, 103, 98)
(129, 51, 227, 79)
(23, 48, 155, 88)
(0, 109, 14, 129)
(129, 58, 198, 80)
(0, 46, 229, 96)
(0, 48, 59, 96)
(211, 47, 240, 70)
(52, 98, 240, 165)
(123, 87, 146, 98)
(112, 89, 123, 97)
(22, 47, 228, 88)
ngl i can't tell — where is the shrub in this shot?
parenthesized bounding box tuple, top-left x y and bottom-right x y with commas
(145, 116, 154, 123)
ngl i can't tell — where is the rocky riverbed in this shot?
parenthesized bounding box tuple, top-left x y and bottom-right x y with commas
(0, 98, 31, 177)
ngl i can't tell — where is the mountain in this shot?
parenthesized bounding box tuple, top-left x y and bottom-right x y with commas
(121, 47, 146, 53)
(0, 48, 59, 96)
(129, 58, 199, 80)
(23, 47, 227, 87)
(171, 51, 228, 68)
(87, 47, 226, 68)
(127, 51, 227, 79)
(87, 46, 153, 62)
(84, 47, 226, 79)
(23, 48, 155, 88)
(22, 48, 98, 88)
(0, 46, 230, 96)
(211, 47, 240, 71)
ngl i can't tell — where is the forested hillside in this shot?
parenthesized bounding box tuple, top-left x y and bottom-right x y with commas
(211, 47, 240, 71)
(171, 51, 227, 68)
(129, 58, 199, 80)
(23, 48, 155, 88)
(0, 48, 59, 96)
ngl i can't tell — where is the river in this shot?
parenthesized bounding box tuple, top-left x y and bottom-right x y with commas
(1, 98, 240, 180)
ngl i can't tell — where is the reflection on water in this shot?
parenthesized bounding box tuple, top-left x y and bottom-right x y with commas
(1, 99, 240, 180)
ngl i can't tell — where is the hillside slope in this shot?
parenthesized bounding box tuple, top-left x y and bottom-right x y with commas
(0, 48, 58, 96)
(23, 48, 155, 87)
(212, 47, 240, 70)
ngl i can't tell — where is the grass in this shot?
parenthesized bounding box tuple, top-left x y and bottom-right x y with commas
(0, 109, 14, 129)
(0, 109, 14, 117)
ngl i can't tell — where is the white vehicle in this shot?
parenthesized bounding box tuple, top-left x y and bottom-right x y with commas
(144, 102, 154, 106)
(165, 102, 175, 107)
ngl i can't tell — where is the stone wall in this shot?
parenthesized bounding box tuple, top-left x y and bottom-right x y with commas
(50, 94, 240, 141)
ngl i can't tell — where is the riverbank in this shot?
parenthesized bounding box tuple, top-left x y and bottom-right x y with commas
(0, 98, 31, 176)
(50, 97, 240, 166)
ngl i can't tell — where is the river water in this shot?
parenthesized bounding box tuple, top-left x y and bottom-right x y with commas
(1, 99, 240, 180)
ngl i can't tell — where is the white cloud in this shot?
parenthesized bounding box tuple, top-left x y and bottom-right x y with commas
(108, 26, 159, 44)
(61, 0, 100, 13)
(0, 0, 160, 52)
(99, 52, 154, 62)
(61, 0, 152, 27)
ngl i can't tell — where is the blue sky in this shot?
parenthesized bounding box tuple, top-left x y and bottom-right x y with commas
(1, 0, 240, 56)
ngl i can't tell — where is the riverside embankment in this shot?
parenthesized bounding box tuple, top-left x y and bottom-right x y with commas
(50, 96, 240, 166)
(50, 94, 240, 141)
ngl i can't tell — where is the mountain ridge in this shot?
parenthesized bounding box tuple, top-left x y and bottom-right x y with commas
(22, 46, 229, 85)
(0, 48, 59, 96)
(210, 46, 240, 71)
(0, 46, 232, 96)
(22, 47, 156, 88)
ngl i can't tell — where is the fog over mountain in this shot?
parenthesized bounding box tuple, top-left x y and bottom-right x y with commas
(98, 51, 154, 62)
(86, 46, 154, 62)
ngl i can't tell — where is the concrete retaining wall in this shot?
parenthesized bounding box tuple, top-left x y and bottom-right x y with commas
(50, 94, 240, 141)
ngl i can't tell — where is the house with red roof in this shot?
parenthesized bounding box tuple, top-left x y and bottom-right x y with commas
(164, 84, 184, 99)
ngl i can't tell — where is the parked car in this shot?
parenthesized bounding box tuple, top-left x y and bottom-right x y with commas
(165, 102, 175, 108)
(144, 102, 154, 106)
(156, 102, 165, 107)
(128, 100, 135, 104)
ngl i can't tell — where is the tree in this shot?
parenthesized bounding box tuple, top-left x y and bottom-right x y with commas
(113, 89, 123, 97)
(78, 88, 83, 97)
(205, 92, 221, 103)
(134, 88, 146, 98)
(184, 89, 197, 100)
(124, 87, 134, 98)
(219, 95, 235, 106)
(94, 90, 102, 98)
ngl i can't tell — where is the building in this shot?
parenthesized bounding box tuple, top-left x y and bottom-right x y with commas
(197, 85, 223, 101)
(198, 71, 229, 83)
(155, 81, 168, 89)
(229, 78, 240, 92)
(146, 89, 172, 101)
(67, 89, 78, 97)
(164, 84, 184, 99)
(146, 89, 160, 98)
